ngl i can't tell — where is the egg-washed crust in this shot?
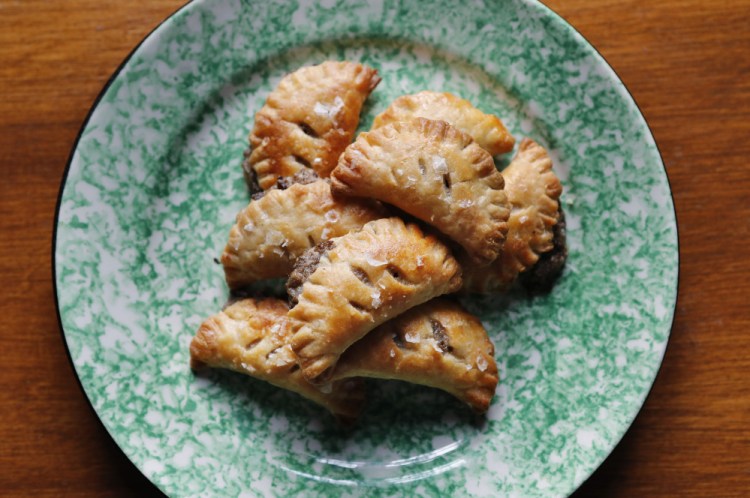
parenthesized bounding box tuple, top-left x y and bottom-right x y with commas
(371, 91, 515, 156)
(247, 61, 381, 190)
(462, 138, 563, 293)
(287, 217, 463, 383)
(189, 298, 365, 421)
(331, 118, 510, 264)
(222, 179, 387, 290)
(332, 298, 498, 413)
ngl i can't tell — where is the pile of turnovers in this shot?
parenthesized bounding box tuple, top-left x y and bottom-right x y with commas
(189, 61, 567, 424)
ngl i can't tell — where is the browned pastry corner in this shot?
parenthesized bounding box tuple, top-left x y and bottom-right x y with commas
(221, 178, 386, 289)
(247, 61, 381, 190)
(287, 217, 463, 383)
(189, 298, 364, 421)
(462, 138, 563, 293)
(331, 118, 510, 264)
(371, 91, 515, 155)
(332, 298, 499, 413)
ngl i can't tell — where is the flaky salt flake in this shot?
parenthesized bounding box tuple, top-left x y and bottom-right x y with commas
(458, 200, 474, 208)
(265, 230, 285, 246)
(416, 255, 425, 269)
(366, 255, 387, 267)
(389, 349, 396, 358)
(405, 331, 419, 343)
(243, 222, 255, 232)
(476, 355, 488, 372)
(431, 156, 449, 175)
(431, 340, 443, 353)
(519, 215, 529, 224)
(314, 96, 345, 120)
(240, 362, 256, 373)
(321, 228, 331, 240)
(371, 289, 382, 308)
(270, 323, 281, 334)
(324, 210, 339, 223)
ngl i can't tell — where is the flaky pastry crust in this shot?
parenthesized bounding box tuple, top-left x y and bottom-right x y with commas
(331, 118, 510, 264)
(371, 91, 515, 155)
(332, 298, 498, 413)
(222, 179, 386, 289)
(462, 138, 563, 293)
(247, 61, 381, 190)
(190, 298, 364, 421)
(287, 217, 462, 383)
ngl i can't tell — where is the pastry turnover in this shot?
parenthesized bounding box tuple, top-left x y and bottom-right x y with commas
(190, 298, 364, 421)
(371, 91, 515, 155)
(222, 178, 386, 289)
(462, 138, 563, 293)
(247, 61, 381, 190)
(287, 217, 463, 383)
(331, 118, 510, 264)
(332, 298, 498, 413)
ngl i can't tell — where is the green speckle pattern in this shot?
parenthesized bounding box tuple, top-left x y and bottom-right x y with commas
(55, 0, 678, 496)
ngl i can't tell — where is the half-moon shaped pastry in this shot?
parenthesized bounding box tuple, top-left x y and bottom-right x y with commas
(331, 118, 510, 264)
(462, 138, 563, 293)
(371, 91, 515, 155)
(287, 217, 463, 383)
(222, 178, 386, 290)
(190, 298, 364, 421)
(332, 298, 498, 413)
(247, 61, 381, 190)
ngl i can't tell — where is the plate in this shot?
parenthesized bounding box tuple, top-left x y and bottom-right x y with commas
(54, 0, 678, 496)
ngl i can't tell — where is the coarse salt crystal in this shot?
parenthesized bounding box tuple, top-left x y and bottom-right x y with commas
(476, 356, 488, 371)
(243, 222, 255, 232)
(458, 200, 474, 208)
(325, 210, 339, 223)
(389, 349, 396, 358)
(366, 255, 387, 267)
(314, 96, 345, 120)
(405, 331, 419, 343)
(371, 289, 382, 308)
(241, 362, 255, 373)
(416, 256, 425, 268)
(321, 228, 331, 240)
(432, 156, 449, 175)
(519, 215, 529, 224)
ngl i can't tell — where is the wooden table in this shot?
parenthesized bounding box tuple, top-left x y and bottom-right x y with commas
(1, 0, 748, 496)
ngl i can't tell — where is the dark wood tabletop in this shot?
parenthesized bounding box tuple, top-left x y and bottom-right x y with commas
(1, 0, 748, 496)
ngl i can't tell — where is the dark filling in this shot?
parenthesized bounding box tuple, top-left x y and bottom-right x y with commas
(286, 239, 335, 307)
(430, 319, 453, 353)
(242, 147, 263, 196)
(392, 331, 406, 349)
(252, 169, 321, 201)
(521, 207, 568, 294)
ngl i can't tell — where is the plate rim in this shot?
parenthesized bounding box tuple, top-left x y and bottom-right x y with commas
(51, 0, 680, 496)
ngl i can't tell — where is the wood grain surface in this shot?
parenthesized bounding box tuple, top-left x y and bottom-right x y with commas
(1, 0, 748, 496)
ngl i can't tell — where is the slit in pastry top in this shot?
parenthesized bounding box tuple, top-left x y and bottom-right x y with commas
(247, 61, 381, 190)
(287, 217, 463, 384)
(332, 298, 499, 413)
(331, 118, 510, 264)
(189, 298, 364, 422)
(222, 178, 386, 290)
(371, 91, 515, 156)
(461, 138, 564, 293)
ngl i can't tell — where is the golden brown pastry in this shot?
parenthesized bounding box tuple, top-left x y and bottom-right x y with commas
(190, 298, 364, 421)
(331, 118, 510, 264)
(247, 61, 381, 190)
(371, 91, 515, 155)
(287, 217, 463, 383)
(462, 138, 563, 293)
(222, 178, 387, 289)
(332, 298, 498, 413)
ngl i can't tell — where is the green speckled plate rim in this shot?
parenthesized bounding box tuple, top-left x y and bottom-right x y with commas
(51, 0, 679, 496)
